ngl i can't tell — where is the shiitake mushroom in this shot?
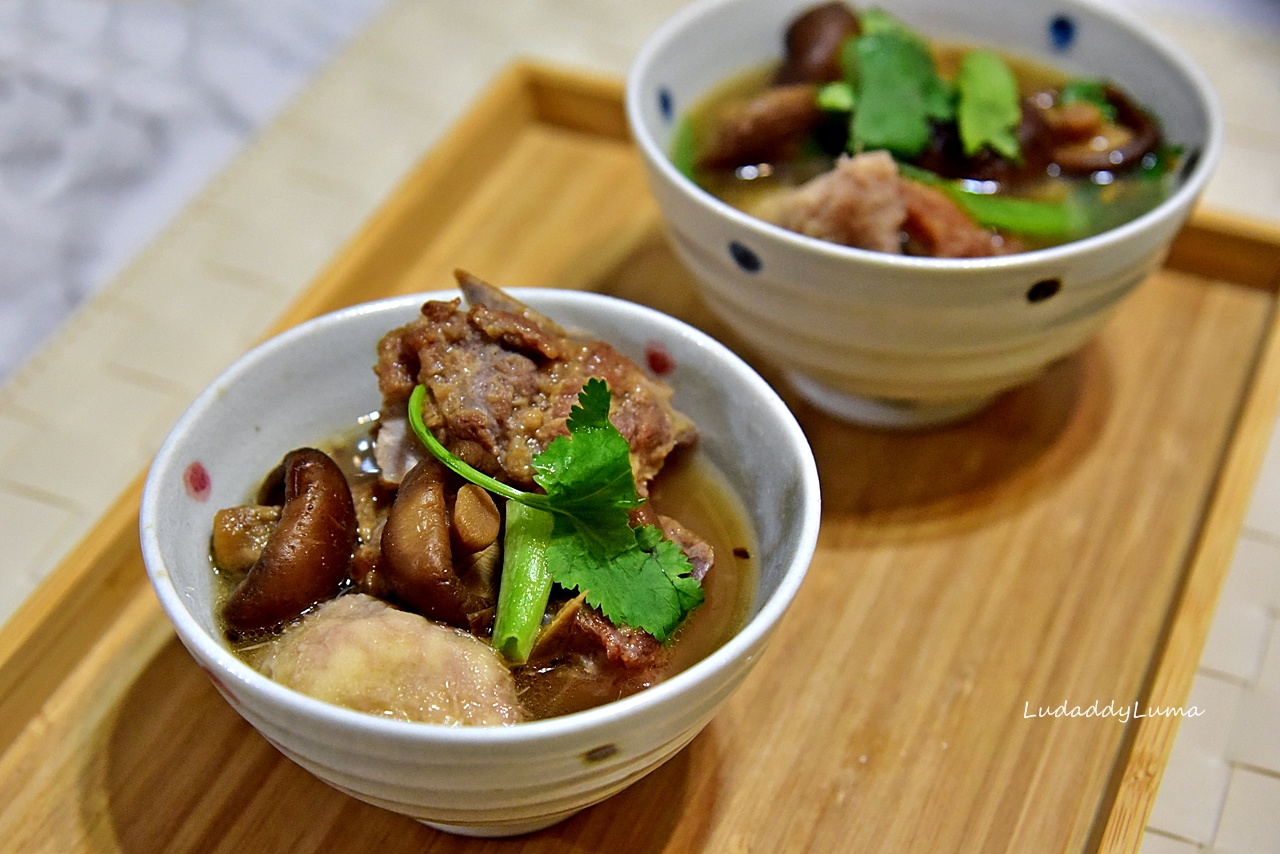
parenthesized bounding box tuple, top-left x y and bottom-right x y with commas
(774, 1, 862, 85)
(379, 458, 498, 628)
(1048, 85, 1160, 175)
(222, 448, 357, 634)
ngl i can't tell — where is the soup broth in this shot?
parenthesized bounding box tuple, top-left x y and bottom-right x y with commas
(679, 5, 1177, 255)
(217, 421, 757, 722)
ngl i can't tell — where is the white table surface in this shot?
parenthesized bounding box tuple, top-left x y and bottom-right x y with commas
(0, 1, 1277, 850)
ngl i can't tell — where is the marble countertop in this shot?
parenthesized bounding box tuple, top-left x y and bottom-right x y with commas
(0, 0, 390, 382)
(0, 1, 1278, 850)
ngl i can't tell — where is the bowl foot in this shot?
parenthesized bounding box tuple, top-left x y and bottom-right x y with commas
(785, 372, 994, 428)
(420, 812, 579, 837)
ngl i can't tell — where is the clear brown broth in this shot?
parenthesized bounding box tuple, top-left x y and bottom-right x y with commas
(647, 446, 757, 674)
(512, 445, 759, 719)
(687, 44, 1169, 251)
(220, 421, 758, 722)
(690, 43, 1071, 210)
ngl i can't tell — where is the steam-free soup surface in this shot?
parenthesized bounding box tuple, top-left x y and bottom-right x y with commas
(515, 448, 757, 719)
(679, 3, 1178, 255)
(217, 429, 757, 723)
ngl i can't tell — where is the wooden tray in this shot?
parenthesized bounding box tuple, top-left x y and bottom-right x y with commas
(3, 63, 1280, 854)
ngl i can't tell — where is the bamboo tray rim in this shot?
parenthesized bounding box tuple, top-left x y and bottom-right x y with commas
(3, 62, 1280, 854)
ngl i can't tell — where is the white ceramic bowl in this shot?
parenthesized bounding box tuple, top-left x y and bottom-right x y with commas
(627, 0, 1222, 427)
(139, 289, 820, 836)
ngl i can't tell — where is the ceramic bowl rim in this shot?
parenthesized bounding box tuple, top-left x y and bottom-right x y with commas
(624, 0, 1224, 273)
(139, 288, 822, 748)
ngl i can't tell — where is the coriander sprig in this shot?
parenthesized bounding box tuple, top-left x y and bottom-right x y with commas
(406, 380, 703, 654)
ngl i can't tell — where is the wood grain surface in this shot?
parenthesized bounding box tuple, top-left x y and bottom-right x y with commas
(1, 64, 1278, 854)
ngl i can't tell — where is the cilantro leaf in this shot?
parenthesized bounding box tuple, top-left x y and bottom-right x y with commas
(1059, 78, 1118, 123)
(857, 7, 927, 44)
(850, 31, 953, 157)
(956, 50, 1022, 161)
(672, 114, 698, 181)
(546, 516, 703, 643)
(532, 378, 642, 558)
(816, 80, 856, 113)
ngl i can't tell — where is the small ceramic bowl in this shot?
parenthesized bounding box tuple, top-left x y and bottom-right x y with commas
(139, 289, 820, 836)
(627, 0, 1222, 427)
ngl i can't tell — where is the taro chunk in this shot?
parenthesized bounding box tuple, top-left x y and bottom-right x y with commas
(257, 594, 523, 725)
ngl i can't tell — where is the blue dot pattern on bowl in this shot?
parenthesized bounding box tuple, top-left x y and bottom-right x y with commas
(658, 87, 674, 123)
(1049, 15, 1076, 51)
(1026, 278, 1061, 303)
(729, 241, 762, 273)
(1180, 147, 1202, 182)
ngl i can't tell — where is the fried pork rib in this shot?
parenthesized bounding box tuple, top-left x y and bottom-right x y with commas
(374, 270, 698, 497)
(370, 273, 711, 693)
(751, 150, 1021, 258)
